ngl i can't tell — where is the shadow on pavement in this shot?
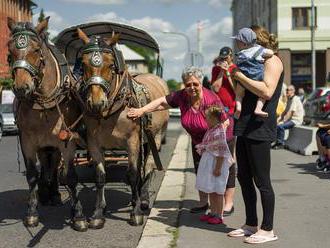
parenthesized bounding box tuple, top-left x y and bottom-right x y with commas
(147, 199, 235, 233)
(287, 162, 330, 179)
(0, 184, 132, 247)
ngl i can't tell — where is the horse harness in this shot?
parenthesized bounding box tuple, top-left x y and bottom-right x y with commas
(10, 23, 83, 143)
(79, 37, 162, 170)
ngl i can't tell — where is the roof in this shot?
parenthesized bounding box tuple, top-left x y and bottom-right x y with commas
(54, 22, 159, 65)
(118, 45, 145, 61)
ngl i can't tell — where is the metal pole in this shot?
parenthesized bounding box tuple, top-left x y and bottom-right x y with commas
(162, 31, 192, 65)
(311, 0, 316, 90)
(197, 21, 202, 53)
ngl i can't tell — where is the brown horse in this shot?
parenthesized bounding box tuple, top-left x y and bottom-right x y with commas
(7, 18, 87, 231)
(75, 28, 169, 228)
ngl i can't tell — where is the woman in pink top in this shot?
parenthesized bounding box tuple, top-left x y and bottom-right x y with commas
(127, 66, 234, 213)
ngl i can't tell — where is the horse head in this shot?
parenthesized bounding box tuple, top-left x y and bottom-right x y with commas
(77, 28, 121, 115)
(7, 17, 50, 99)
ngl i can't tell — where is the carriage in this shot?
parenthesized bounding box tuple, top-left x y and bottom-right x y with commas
(54, 22, 167, 167)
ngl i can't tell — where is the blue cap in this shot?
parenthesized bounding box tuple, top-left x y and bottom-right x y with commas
(231, 28, 257, 45)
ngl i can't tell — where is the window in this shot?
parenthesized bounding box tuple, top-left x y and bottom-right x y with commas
(292, 7, 317, 29)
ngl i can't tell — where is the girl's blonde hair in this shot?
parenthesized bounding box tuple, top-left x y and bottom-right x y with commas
(250, 25, 278, 52)
(206, 105, 223, 122)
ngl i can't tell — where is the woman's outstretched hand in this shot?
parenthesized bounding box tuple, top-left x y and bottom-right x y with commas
(127, 108, 144, 120)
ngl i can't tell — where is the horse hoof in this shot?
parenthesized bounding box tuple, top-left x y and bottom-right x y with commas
(140, 201, 149, 211)
(72, 219, 88, 232)
(88, 218, 105, 229)
(24, 216, 39, 227)
(129, 213, 144, 226)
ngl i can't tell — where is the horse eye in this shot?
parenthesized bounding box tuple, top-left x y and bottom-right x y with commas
(7, 54, 12, 64)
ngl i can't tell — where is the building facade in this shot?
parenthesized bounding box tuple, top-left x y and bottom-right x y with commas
(0, 0, 35, 78)
(232, 0, 330, 91)
(118, 44, 149, 74)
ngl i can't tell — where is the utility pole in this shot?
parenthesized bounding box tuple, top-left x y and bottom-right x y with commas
(197, 20, 202, 54)
(311, 0, 316, 90)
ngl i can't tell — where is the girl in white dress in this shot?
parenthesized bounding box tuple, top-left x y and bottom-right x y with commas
(195, 106, 234, 224)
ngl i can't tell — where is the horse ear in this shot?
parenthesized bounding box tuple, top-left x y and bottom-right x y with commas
(7, 17, 16, 32)
(104, 33, 120, 46)
(77, 28, 90, 44)
(35, 16, 50, 34)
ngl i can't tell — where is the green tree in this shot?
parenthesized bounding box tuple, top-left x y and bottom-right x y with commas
(37, 9, 50, 37)
(166, 79, 181, 92)
(0, 78, 13, 90)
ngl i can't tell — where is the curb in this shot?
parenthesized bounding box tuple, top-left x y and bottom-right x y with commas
(137, 132, 190, 248)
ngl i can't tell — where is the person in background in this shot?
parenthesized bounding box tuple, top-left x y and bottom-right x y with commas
(315, 122, 330, 173)
(127, 66, 232, 214)
(202, 76, 211, 90)
(196, 106, 234, 224)
(272, 85, 304, 149)
(297, 87, 306, 103)
(211, 46, 237, 216)
(276, 84, 287, 122)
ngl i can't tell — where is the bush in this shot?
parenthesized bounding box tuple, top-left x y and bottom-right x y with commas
(0, 78, 14, 90)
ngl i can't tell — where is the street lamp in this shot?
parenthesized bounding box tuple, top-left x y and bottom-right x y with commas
(162, 31, 194, 66)
(311, 0, 316, 91)
(162, 31, 191, 53)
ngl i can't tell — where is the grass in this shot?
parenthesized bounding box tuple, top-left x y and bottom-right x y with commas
(168, 227, 179, 248)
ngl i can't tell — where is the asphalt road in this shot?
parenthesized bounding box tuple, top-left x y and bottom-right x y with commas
(0, 118, 183, 248)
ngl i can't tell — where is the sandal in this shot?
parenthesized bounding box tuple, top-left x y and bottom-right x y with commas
(228, 228, 256, 237)
(244, 233, 278, 244)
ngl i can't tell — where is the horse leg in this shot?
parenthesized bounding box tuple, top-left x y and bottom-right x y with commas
(127, 134, 144, 226)
(23, 155, 40, 227)
(18, 136, 40, 227)
(48, 149, 62, 206)
(89, 149, 106, 229)
(62, 151, 88, 232)
(140, 143, 151, 211)
(37, 153, 50, 206)
(37, 148, 61, 206)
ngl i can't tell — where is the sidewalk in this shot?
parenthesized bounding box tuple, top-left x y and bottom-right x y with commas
(138, 132, 330, 248)
(177, 137, 330, 248)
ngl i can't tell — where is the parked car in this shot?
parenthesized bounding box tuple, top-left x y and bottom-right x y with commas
(303, 87, 330, 125)
(0, 112, 3, 141)
(0, 103, 18, 135)
(169, 108, 181, 117)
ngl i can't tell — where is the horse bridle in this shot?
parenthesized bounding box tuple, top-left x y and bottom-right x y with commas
(9, 24, 45, 86)
(81, 36, 116, 95)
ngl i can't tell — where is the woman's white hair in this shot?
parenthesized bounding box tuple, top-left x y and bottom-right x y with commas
(181, 66, 204, 83)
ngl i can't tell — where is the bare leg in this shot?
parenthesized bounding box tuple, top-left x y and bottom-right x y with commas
(224, 188, 235, 211)
(235, 84, 245, 119)
(209, 193, 224, 216)
(254, 98, 269, 117)
(199, 191, 209, 206)
(316, 135, 326, 158)
(224, 139, 236, 211)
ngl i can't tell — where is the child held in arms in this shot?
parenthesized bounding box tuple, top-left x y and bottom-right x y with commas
(231, 27, 274, 119)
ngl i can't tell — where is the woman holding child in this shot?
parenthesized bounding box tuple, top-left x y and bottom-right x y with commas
(127, 66, 234, 220)
(227, 26, 283, 244)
